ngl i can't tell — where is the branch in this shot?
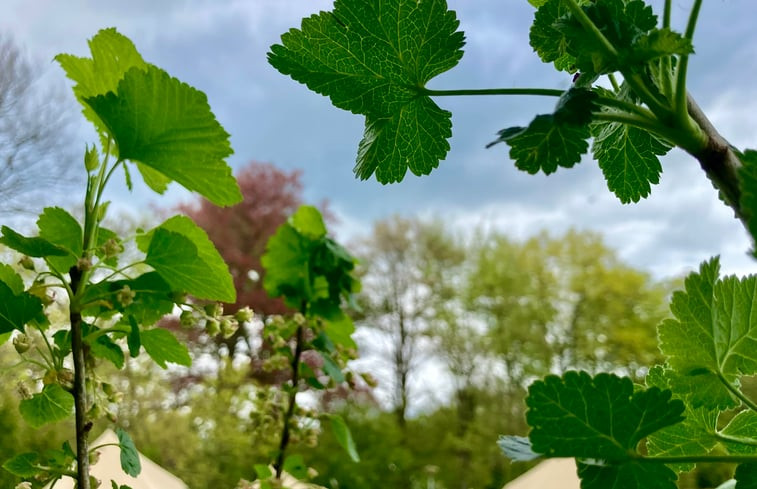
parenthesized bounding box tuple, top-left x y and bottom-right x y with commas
(686, 94, 746, 225)
(69, 266, 91, 489)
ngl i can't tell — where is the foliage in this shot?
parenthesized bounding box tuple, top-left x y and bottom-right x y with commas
(0, 27, 242, 489)
(252, 204, 362, 485)
(272, 0, 757, 488)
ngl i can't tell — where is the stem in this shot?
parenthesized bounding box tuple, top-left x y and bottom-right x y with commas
(639, 454, 757, 464)
(273, 321, 306, 478)
(716, 432, 757, 447)
(69, 266, 91, 489)
(607, 74, 620, 93)
(718, 371, 757, 413)
(592, 112, 682, 144)
(674, 0, 703, 125)
(420, 87, 564, 98)
(686, 94, 746, 225)
(663, 0, 672, 29)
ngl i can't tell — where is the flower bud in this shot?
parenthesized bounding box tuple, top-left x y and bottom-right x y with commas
(57, 369, 75, 391)
(15, 481, 33, 489)
(18, 256, 35, 271)
(16, 382, 32, 400)
(179, 310, 196, 328)
(220, 318, 239, 338)
(76, 257, 92, 272)
(13, 333, 30, 354)
(293, 313, 306, 325)
(117, 285, 136, 308)
(101, 238, 123, 258)
(204, 303, 223, 318)
(89, 450, 101, 465)
(234, 306, 254, 323)
(205, 318, 221, 336)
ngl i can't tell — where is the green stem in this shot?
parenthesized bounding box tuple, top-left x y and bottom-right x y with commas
(716, 432, 757, 447)
(421, 87, 564, 98)
(663, 0, 672, 29)
(592, 112, 681, 143)
(674, 0, 703, 125)
(639, 454, 757, 464)
(607, 74, 620, 93)
(83, 325, 130, 343)
(718, 372, 757, 413)
(595, 96, 658, 120)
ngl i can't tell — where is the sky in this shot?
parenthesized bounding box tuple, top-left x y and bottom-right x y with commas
(3, 0, 757, 280)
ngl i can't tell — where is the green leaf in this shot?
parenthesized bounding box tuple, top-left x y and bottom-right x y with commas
(128, 316, 141, 358)
(0, 332, 10, 347)
(592, 121, 671, 203)
(55, 28, 147, 135)
(116, 428, 142, 477)
(0, 282, 43, 335)
(138, 216, 235, 302)
(85, 65, 241, 206)
(289, 205, 327, 239)
(283, 454, 308, 480)
(38, 207, 83, 272)
(0, 226, 69, 258)
(89, 334, 125, 369)
(329, 414, 360, 462)
(526, 371, 684, 461)
(262, 218, 316, 307)
(320, 353, 345, 383)
(577, 460, 678, 489)
(630, 28, 693, 65)
(739, 150, 757, 250)
(555, 0, 659, 76)
(136, 162, 172, 194)
(324, 313, 357, 350)
(141, 328, 191, 369)
(19, 384, 75, 428)
(268, 0, 464, 183)
(658, 257, 757, 409)
(645, 365, 719, 472)
(529, 0, 580, 71)
(720, 411, 757, 455)
(736, 464, 757, 489)
(0, 264, 24, 295)
(2, 452, 43, 477)
(497, 435, 540, 462)
(496, 114, 591, 175)
(254, 464, 273, 480)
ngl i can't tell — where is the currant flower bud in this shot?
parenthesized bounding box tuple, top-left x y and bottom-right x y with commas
(204, 302, 223, 318)
(179, 310, 196, 328)
(293, 312, 306, 325)
(89, 450, 101, 465)
(205, 318, 221, 336)
(18, 256, 35, 271)
(234, 306, 254, 323)
(57, 369, 75, 391)
(220, 318, 239, 339)
(76, 257, 92, 272)
(117, 285, 136, 307)
(16, 382, 32, 400)
(101, 238, 122, 258)
(13, 333, 31, 354)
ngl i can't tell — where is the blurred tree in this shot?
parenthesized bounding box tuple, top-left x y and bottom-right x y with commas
(352, 217, 462, 432)
(0, 34, 78, 215)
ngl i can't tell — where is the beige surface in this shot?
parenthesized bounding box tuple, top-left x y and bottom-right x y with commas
(504, 458, 580, 489)
(46, 429, 189, 489)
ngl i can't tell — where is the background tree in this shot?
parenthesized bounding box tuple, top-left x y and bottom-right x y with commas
(0, 34, 79, 215)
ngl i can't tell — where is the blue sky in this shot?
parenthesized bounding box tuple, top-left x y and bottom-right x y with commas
(4, 0, 757, 279)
